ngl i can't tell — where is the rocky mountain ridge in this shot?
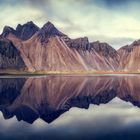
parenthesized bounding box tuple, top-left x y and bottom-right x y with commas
(0, 21, 139, 73)
(1, 21, 39, 40)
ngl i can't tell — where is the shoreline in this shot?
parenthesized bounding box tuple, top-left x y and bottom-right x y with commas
(0, 71, 140, 76)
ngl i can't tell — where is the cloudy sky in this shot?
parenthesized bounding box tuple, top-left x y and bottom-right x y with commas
(1, 0, 140, 49)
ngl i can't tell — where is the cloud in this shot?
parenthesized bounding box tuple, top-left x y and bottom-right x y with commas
(0, 0, 140, 49)
(0, 5, 45, 29)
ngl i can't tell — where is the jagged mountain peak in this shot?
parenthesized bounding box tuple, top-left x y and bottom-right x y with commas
(38, 21, 65, 43)
(91, 40, 112, 47)
(64, 36, 90, 51)
(131, 39, 140, 46)
(1, 26, 15, 37)
(15, 21, 39, 40)
(41, 21, 60, 32)
(90, 41, 118, 58)
(117, 39, 140, 71)
(70, 37, 89, 43)
(16, 21, 39, 31)
(119, 39, 140, 53)
(42, 21, 55, 28)
(1, 21, 39, 40)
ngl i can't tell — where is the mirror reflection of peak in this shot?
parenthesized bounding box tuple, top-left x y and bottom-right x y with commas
(0, 76, 140, 124)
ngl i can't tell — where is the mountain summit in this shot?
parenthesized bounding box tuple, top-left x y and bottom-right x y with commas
(38, 21, 65, 43)
(2, 21, 39, 40)
(2, 26, 15, 38)
(15, 21, 39, 40)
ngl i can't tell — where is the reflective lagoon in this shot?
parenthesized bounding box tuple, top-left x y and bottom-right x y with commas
(0, 75, 140, 140)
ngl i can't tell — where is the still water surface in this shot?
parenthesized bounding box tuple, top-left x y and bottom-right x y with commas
(0, 75, 140, 140)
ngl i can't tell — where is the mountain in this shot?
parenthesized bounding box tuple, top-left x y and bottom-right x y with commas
(117, 39, 140, 71)
(0, 37, 26, 70)
(2, 21, 39, 40)
(62, 36, 120, 70)
(90, 41, 120, 70)
(0, 20, 139, 73)
(0, 21, 120, 73)
(38, 21, 65, 44)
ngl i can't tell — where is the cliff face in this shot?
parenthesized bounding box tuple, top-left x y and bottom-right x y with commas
(64, 37, 90, 50)
(117, 40, 140, 71)
(91, 41, 120, 70)
(63, 37, 120, 71)
(0, 38, 26, 70)
(0, 20, 140, 73)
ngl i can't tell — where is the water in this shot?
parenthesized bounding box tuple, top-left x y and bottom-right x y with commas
(0, 75, 140, 140)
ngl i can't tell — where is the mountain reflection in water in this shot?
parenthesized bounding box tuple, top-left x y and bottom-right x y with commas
(1, 75, 140, 140)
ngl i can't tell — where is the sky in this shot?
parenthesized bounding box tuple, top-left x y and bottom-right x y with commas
(0, 0, 140, 49)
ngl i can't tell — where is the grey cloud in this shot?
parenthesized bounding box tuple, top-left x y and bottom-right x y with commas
(108, 37, 135, 48)
(60, 24, 85, 38)
(26, 0, 52, 9)
(0, 0, 140, 49)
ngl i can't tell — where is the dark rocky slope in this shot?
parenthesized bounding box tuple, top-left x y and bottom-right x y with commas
(0, 38, 26, 70)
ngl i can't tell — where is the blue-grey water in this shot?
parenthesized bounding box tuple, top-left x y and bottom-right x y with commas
(0, 75, 140, 140)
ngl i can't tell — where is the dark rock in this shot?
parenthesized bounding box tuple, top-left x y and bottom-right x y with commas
(38, 21, 65, 43)
(1, 26, 16, 38)
(14, 106, 39, 124)
(64, 37, 118, 59)
(64, 37, 90, 51)
(1, 21, 39, 40)
(0, 38, 26, 70)
(132, 39, 140, 46)
(0, 78, 26, 106)
(90, 41, 118, 58)
(15, 21, 39, 40)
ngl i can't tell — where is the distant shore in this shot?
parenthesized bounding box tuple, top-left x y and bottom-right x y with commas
(0, 70, 140, 76)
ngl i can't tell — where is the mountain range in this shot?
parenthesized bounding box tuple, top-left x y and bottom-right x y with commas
(0, 21, 140, 74)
